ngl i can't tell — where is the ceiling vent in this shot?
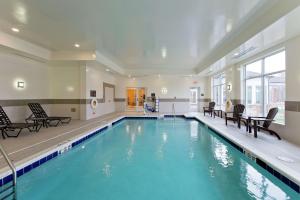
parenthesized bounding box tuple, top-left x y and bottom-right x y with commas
(232, 46, 256, 59)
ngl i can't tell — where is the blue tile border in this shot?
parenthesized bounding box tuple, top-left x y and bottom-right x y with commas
(0, 115, 299, 194)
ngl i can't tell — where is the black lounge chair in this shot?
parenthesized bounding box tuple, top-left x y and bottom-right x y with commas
(0, 106, 36, 139)
(203, 102, 216, 117)
(248, 108, 281, 140)
(0, 125, 6, 139)
(28, 103, 71, 127)
(225, 104, 245, 128)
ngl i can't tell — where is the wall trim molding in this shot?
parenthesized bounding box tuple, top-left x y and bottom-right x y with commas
(285, 101, 300, 112)
(0, 98, 126, 107)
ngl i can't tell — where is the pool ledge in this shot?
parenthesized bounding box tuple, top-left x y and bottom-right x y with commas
(184, 113, 300, 193)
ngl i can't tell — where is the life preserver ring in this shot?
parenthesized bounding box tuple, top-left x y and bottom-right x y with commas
(91, 98, 98, 109)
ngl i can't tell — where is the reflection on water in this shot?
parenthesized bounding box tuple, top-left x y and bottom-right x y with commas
(162, 132, 168, 144)
(102, 162, 112, 177)
(126, 125, 130, 133)
(127, 148, 133, 161)
(212, 137, 234, 168)
(209, 166, 215, 178)
(241, 162, 291, 200)
(190, 121, 199, 141)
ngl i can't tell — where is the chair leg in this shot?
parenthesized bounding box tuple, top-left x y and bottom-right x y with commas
(225, 118, 228, 126)
(6, 129, 22, 138)
(1, 130, 5, 139)
(268, 129, 281, 140)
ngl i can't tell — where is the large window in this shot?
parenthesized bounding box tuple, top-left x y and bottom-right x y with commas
(243, 50, 285, 124)
(212, 73, 226, 107)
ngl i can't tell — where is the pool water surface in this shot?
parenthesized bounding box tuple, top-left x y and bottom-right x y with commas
(17, 118, 299, 199)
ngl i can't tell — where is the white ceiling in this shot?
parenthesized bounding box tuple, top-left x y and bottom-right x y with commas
(201, 5, 300, 76)
(0, 0, 299, 76)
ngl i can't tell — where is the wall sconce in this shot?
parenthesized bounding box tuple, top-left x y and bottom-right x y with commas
(227, 83, 232, 92)
(161, 87, 168, 95)
(17, 81, 25, 88)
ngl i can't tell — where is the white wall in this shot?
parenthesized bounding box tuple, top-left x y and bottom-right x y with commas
(84, 64, 117, 120)
(116, 75, 210, 113)
(0, 52, 50, 100)
(48, 62, 82, 119)
(0, 52, 50, 122)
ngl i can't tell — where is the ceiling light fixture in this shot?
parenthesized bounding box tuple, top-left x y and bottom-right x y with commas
(161, 47, 167, 59)
(74, 43, 80, 48)
(106, 69, 110, 72)
(11, 27, 20, 32)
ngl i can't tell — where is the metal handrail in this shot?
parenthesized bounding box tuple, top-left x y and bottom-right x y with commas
(172, 103, 176, 119)
(0, 143, 17, 199)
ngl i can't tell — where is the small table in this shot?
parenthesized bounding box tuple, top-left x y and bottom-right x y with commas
(241, 115, 273, 138)
(0, 125, 7, 139)
(213, 109, 224, 118)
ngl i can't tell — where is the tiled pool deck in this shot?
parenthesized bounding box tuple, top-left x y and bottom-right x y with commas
(1, 111, 300, 192)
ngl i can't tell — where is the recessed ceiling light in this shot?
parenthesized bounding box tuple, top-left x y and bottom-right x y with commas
(11, 27, 20, 32)
(106, 69, 110, 72)
(74, 43, 80, 48)
(161, 47, 167, 59)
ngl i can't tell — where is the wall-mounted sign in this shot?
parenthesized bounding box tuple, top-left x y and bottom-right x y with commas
(90, 90, 96, 97)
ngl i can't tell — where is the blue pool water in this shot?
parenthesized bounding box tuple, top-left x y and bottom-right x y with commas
(17, 118, 298, 199)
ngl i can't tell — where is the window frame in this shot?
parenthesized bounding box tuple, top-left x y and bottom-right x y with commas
(242, 49, 286, 124)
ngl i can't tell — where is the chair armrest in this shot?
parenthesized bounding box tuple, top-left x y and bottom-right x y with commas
(251, 118, 273, 121)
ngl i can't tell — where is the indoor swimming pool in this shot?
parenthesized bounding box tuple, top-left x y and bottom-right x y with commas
(17, 118, 298, 199)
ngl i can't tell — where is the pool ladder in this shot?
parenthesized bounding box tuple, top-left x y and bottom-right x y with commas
(172, 103, 176, 119)
(0, 144, 17, 200)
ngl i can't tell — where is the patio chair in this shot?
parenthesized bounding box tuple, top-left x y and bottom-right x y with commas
(248, 107, 280, 140)
(0, 106, 36, 138)
(203, 102, 216, 117)
(28, 103, 71, 127)
(225, 104, 245, 127)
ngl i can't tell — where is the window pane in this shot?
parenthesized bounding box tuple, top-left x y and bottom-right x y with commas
(255, 86, 261, 104)
(264, 72, 285, 124)
(222, 85, 226, 105)
(246, 78, 262, 116)
(246, 60, 262, 78)
(265, 51, 285, 74)
(247, 86, 252, 104)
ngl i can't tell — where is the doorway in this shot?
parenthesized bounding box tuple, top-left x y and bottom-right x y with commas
(189, 87, 199, 112)
(127, 88, 146, 111)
